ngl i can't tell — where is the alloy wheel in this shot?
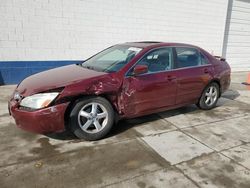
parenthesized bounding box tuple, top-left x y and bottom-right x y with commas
(77, 102, 108, 134)
(204, 86, 218, 106)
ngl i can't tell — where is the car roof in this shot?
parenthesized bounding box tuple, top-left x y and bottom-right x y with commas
(121, 41, 200, 49)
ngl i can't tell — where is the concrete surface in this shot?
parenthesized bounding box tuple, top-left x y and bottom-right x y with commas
(0, 72, 250, 188)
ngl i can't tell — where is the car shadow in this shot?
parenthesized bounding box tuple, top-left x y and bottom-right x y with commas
(45, 89, 241, 141)
(45, 131, 77, 140)
(106, 105, 198, 138)
(45, 105, 198, 141)
(107, 89, 241, 138)
(221, 89, 240, 100)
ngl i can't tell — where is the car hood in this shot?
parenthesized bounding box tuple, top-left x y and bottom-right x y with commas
(16, 64, 107, 96)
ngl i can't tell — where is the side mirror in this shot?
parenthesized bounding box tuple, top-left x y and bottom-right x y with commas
(132, 65, 148, 76)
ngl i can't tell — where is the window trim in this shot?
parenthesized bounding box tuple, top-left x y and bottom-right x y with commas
(125, 46, 212, 78)
(125, 46, 174, 77)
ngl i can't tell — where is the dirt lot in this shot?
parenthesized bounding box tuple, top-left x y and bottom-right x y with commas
(0, 72, 250, 188)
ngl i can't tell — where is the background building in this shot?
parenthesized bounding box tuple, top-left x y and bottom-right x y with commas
(0, 0, 249, 84)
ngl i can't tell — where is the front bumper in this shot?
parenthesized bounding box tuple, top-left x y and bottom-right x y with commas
(9, 100, 69, 134)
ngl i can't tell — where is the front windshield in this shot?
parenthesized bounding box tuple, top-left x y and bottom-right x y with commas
(81, 45, 142, 73)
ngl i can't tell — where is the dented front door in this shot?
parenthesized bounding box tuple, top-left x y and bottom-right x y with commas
(121, 72, 177, 117)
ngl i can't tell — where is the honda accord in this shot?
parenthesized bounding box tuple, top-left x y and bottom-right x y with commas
(9, 42, 231, 140)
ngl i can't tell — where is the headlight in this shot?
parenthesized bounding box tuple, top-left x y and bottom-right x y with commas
(20, 92, 59, 110)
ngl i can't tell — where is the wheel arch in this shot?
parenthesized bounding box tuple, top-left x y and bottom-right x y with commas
(208, 78, 221, 97)
(63, 94, 119, 131)
(198, 79, 221, 104)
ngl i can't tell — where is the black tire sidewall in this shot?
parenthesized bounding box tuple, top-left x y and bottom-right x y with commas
(69, 97, 114, 141)
(198, 82, 220, 110)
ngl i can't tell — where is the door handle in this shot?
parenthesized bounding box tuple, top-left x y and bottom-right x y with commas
(167, 75, 176, 81)
(204, 68, 209, 74)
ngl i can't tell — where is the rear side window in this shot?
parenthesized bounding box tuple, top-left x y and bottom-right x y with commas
(200, 53, 209, 65)
(175, 47, 204, 68)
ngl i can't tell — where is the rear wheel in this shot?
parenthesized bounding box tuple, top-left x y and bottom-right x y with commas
(69, 97, 114, 141)
(197, 82, 219, 110)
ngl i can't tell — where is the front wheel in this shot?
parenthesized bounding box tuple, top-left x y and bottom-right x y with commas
(197, 82, 220, 110)
(69, 97, 114, 141)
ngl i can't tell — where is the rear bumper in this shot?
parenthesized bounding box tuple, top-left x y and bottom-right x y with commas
(9, 100, 69, 134)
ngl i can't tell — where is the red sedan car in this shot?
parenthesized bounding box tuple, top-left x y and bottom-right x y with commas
(9, 42, 231, 140)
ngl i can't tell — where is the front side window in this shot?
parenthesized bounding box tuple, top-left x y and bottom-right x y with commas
(175, 47, 203, 68)
(82, 45, 142, 73)
(134, 47, 173, 73)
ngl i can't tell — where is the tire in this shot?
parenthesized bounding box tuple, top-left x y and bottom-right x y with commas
(197, 82, 220, 110)
(69, 97, 114, 141)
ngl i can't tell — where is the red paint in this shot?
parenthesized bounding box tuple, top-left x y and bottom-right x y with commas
(9, 100, 69, 133)
(9, 42, 231, 134)
(132, 65, 149, 75)
(16, 64, 107, 97)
